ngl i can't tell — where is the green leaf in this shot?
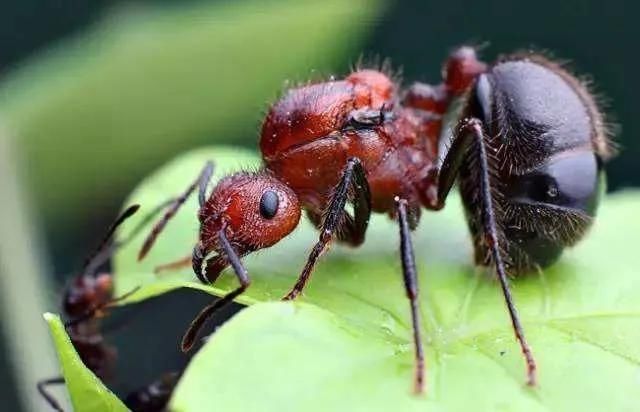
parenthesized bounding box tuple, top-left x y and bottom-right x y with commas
(114, 147, 640, 411)
(43, 313, 129, 412)
(0, 0, 382, 223)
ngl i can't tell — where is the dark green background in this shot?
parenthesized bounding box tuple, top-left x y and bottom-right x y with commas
(0, 1, 636, 411)
(2, 1, 634, 188)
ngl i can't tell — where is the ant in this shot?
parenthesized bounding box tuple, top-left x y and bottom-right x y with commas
(124, 371, 180, 412)
(138, 46, 613, 393)
(38, 201, 176, 411)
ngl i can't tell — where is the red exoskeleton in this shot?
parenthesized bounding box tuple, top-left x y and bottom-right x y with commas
(139, 46, 613, 393)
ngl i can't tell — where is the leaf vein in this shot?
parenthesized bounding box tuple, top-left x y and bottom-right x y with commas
(545, 323, 640, 366)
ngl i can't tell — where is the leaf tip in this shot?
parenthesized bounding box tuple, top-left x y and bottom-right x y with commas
(43, 312, 56, 322)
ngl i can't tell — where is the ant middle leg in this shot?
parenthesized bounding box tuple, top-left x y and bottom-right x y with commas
(283, 157, 371, 301)
(394, 197, 425, 394)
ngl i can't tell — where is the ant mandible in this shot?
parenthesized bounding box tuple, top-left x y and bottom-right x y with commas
(139, 46, 613, 394)
(38, 202, 176, 411)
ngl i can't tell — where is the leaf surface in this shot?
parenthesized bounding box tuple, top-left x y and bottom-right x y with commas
(43, 313, 129, 412)
(114, 147, 640, 411)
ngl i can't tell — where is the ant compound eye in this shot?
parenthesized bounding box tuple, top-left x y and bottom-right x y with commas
(259, 190, 279, 219)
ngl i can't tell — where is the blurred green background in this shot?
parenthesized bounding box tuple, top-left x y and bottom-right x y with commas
(0, 0, 635, 410)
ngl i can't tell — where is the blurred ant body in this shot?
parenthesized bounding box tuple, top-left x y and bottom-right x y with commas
(39, 203, 177, 411)
(140, 46, 613, 393)
(124, 372, 180, 412)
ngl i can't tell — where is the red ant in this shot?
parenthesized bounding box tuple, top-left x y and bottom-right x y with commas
(139, 46, 613, 393)
(38, 202, 176, 411)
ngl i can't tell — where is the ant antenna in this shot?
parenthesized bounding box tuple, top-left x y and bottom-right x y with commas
(138, 161, 214, 261)
(118, 198, 178, 247)
(80, 204, 140, 277)
(83, 199, 180, 277)
(66, 201, 182, 327)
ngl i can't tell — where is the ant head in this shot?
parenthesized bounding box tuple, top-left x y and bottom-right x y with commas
(63, 273, 113, 318)
(260, 70, 395, 160)
(465, 54, 611, 270)
(197, 171, 301, 265)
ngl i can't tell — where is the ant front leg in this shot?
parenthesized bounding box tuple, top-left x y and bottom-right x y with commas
(181, 225, 251, 351)
(283, 157, 371, 301)
(394, 197, 425, 394)
(37, 376, 65, 412)
(438, 117, 537, 386)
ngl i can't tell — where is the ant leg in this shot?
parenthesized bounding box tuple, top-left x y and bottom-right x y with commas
(307, 209, 368, 247)
(283, 157, 371, 300)
(138, 161, 214, 261)
(434, 118, 476, 208)
(395, 197, 425, 394)
(404, 47, 486, 113)
(37, 376, 66, 412)
(403, 82, 449, 113)
(442, 46, 487, 95)
(181, 227, 251, 352)
(441, 118, 537, 386)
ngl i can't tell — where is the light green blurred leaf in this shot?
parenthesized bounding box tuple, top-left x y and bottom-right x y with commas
(0, 0, 383, 223)
(111, 147, 640, 411)
(43, 313, 128, 412)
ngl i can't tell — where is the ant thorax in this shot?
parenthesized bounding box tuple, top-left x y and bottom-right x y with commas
(259, 71, 444, 215)
(63, 273, 113, 319)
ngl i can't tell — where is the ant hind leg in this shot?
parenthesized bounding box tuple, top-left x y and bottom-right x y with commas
(441, 118, 537, 386)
